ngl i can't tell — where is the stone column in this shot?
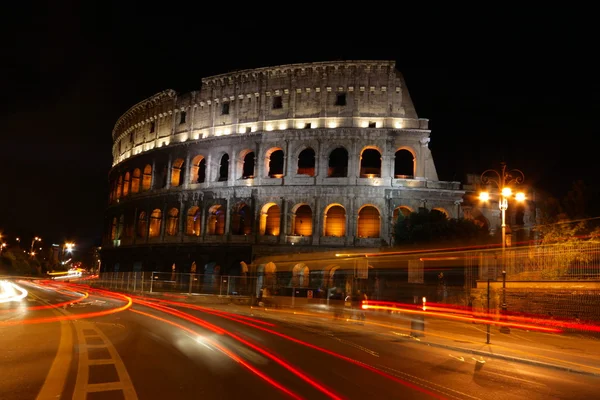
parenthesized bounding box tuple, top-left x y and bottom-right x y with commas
(200, 201, 207, 240)
(279, 198, 287, 243)
(179, 196, 185, 241)
(166, 154, 172, 189)
(184, 151, 191, 188)
(312, 196, 321, 244)
(224, 197, 231, 236)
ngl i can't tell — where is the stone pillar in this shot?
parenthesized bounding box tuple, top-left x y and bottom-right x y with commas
(166, 154, 172, 189)
(313, 196, 321, 244)
(224, 197, 231, 236)
(132, 207, 138, 245)
(150, 159, 156, 190)
(145, 208, 151, 244)
(200, 201, 207, 240)
(279, 198, 287, 242)
(179, 196, 185, 241)
(160, 204, 167, 240)
(184, 151, 191, 188)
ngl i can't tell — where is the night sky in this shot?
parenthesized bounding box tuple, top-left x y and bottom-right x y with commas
(2, 12, 598, 256)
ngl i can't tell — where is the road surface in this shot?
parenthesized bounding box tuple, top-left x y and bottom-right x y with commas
(1, 278, 599, 400)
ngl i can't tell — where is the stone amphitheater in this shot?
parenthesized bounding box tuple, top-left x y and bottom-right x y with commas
(103, 60, 467, 274)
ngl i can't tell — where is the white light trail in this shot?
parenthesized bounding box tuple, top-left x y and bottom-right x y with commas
(0, 280, 28, 303)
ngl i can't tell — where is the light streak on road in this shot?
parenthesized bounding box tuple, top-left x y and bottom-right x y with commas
(0, 289, 132, 326)
(0, 280, 28, 303)
(134, 299, 342, 399)
(130, 309, 303, 400)
(146, 297, 444, 399)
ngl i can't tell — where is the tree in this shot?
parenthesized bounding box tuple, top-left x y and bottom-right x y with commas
(0, 249, 41, 276)
(393, 208, 492, 247)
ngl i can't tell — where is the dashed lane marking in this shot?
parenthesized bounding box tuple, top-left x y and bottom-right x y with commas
(33, 293, 74, 400)
(73, 321, 138, 400)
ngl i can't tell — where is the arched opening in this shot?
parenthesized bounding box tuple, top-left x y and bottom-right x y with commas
(218, 154, 229, 182)
(149, 209, 162, 237)
(360, 148, 381, 178)
(297, 148, 315, 176)
(123, 172, 130, 196)
(131, 168, 141, 193)
(260, 203, 281, 236)
(232, 203, 252, 235)
(357, 206, 380, 238)
(328, 147, 348, 177)
(190, 155, 206, 184)
(394, 149, 414, 178)
(166, 208, 179, 236)
(142, 164, 152, 191)
(393, 206, 412, 222)
(268, 149, 284, 178)
(292, 263, 309, 287)
(154, 163, 167, 189)
(432, 208, 449, 218)
(186, 206, 201, 236)
(242, 152, 255, 179)
(110, 217, 117, 240)
(324, 205, 346, 237)
(137, 211, 147, 238)
(293, 205, 312, 236)
(116, 175, 123, 198)
(207, 205, 225, 235)
(171, 159, 185, 187)
(264, 262, 277, 287)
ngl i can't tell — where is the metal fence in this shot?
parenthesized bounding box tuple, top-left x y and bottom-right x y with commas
(89, 272, 257, 297)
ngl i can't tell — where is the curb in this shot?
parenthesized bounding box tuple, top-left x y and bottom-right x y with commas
(399, 336, 600, 377)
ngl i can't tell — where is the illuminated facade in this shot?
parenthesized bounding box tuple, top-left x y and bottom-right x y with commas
(103, 60, 464, 272)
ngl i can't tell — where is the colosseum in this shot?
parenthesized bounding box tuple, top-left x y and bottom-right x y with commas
(102, 60, 466, 275)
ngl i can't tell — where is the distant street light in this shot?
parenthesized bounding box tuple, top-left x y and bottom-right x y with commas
(0, 243, 6, 256)
(30, 237, 41, 257)
(479, 162, 526, 334)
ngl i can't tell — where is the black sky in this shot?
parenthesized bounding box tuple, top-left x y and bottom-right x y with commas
(2, 11, 599, 253)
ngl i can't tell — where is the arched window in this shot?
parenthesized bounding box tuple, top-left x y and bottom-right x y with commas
(394, 149, 414, 178)
(297, 148, 315, 176)
(292, 263, 309, 287)
(360, 149, 381, 178)
(116, 175, 123, 198)
(131, 168, 141, 193)
(268, 149, 284, 178)
(166, 208, 179, 236)
(218, 154, 229, 182)
(110, 217, 117, 240)
(357, 206, 380, 238)
(171, 159, 185, 187)
(137, 211, 147, 238)
(328, 147, 348, 177)
(293, 205, 313, 236)
(393, 206, 412, 222)
(207, 205, 225, 235)
(324, 205, 346, 237)
(186, 206, 201, 236)
(123, 172, 130, 196)
(149, 209, 162, 237)
(242, 152, 255, 179)
(190, 155, 206, 183)
(232, 203, 252, 235)
(142, 164, 152, 191)
(260, 204, 280, 236)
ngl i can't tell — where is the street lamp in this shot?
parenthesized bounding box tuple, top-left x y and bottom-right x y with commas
(0, 243, 6, 255)
(479, 162, 526, 334)
(30, 237, 41, 257)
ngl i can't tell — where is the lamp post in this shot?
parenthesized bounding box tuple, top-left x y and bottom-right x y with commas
(0, 243, 6, 256)
(30, 236, 41, 257)
(479, 162, 525, 334)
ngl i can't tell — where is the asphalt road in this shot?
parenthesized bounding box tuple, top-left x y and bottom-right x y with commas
(1, 278, 599, 400)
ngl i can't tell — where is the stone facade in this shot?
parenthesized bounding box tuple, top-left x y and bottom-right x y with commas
(103, 60, 464, 273)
